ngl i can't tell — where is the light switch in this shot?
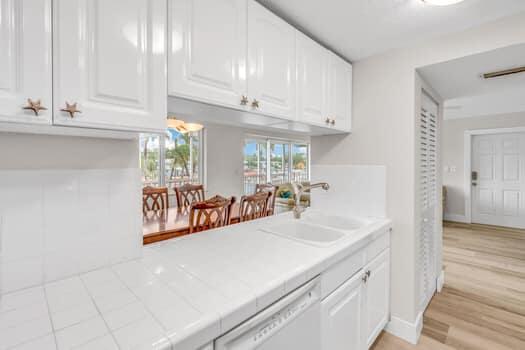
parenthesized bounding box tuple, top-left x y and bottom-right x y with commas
(450, 166, 457, 173)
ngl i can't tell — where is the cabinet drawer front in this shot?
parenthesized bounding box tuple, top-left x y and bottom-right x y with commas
(365, 229, 390, 264)
(321, 250, 365, 299)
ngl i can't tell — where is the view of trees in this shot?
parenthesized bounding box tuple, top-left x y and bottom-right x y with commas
(140, 130, 201, 187)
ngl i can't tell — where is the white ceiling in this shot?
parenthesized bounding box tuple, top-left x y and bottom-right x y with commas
(418, 43, 525, 119)
(418, 43, 525, 99)
(258, 0, 525, 61)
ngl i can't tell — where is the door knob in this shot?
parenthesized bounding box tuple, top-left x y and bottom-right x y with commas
(240, 95, 249, 106)
(325, 118, 330, 124)
(330, 119, 336, 126)
(61, 102, 81, 118)
(23, 98, 47, 116)
(472, 182, 477, 187)
(251, 99, 260, 109)
(362, 274, 368, 283)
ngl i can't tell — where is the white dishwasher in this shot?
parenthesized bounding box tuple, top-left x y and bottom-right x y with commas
(215, 277, 321, 350)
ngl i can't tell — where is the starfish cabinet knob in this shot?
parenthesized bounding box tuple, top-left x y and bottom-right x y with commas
(23, 98, 47, 116)
(60, 102, 82, 118)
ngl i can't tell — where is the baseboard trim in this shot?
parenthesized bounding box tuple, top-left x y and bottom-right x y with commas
(385, 311, 423, 345)
(444, 213, 468, 223)
(437, 270, 445, 293)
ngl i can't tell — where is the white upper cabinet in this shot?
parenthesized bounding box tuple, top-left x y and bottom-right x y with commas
(0, 0, 52, 125)
(296, 31, 329, 127)
(168, 0, 247, 109)
(327, 52, 352, 132)
(53, 0, 167, 132)
(247, 0, 296, 120)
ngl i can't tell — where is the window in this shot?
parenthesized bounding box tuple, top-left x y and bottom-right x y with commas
(140, 130, 203, 192)
(243, 137, 310, 194)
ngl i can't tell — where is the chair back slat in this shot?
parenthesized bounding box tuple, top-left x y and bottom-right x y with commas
(143, 186, 169, 214)
(255, 183, 278, 216)
(240, 191, 271, 222)
(175, 184, 205, 208)
(189, 195, 235, 233)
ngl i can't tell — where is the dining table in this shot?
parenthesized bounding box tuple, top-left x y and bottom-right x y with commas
(143, 203, 242, 245)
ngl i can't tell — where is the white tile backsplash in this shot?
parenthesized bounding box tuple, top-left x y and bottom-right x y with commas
(311, 165, 386, 218)
(0, 168, 142, 294)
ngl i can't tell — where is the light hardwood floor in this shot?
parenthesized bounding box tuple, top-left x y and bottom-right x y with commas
(371, 222, 525, 350)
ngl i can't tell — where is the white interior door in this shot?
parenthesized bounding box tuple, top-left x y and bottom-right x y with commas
(419, 92, 438, 310)
(472, 133, 525, 228)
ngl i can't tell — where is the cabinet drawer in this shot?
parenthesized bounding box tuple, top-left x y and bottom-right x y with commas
(365, 229, 390, 264)
(321, 250, 365, 299)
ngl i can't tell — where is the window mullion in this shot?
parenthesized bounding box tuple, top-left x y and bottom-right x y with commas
(159, 134, 166, 187)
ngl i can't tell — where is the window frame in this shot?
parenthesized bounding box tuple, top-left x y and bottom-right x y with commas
(140, 130, 205, 189)
(243, 135, 311, 194)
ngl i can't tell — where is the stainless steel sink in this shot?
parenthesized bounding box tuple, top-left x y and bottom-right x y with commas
(260, 222, 346, 246)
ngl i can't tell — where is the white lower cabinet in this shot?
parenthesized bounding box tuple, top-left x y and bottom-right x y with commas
(364, 249, 390, 348)
(321, 272, 365, 350)
(321, 246, 390, 350)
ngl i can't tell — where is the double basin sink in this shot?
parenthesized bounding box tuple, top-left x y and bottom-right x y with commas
(260, 211, 372, 247)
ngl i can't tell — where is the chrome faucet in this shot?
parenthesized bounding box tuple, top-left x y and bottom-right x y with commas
(291, 182, 330, 219)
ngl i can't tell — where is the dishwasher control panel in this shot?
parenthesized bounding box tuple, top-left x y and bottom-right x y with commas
(214, 277, 321, 350)
(253, 290, 316, 343)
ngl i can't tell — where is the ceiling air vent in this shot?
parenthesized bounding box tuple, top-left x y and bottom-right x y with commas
(483, 66, 525, 79)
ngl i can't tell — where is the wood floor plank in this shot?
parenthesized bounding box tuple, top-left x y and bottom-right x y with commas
(371, 222, 525, 350)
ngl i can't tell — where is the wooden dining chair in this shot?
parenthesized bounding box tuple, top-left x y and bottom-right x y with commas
(239, 191, 271, 222)
(175, 184, 205, 208)
(189, 195, 236, 233)
(142, 186, 169, 214)
(255, 183, 278, 216)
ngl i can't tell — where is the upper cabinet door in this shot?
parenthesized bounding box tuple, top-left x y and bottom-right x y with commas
(328, 53, 352, 132)
(247, 0, 296, 120)
(296, 32, 328, 126)
(168, 0, 247, 109)
(53, 0, 167, 132)
(0, 0, 52, 125)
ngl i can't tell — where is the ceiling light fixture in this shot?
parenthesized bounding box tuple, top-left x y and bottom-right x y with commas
(167, 116, 204, 133)
(422, 0, 465, 6)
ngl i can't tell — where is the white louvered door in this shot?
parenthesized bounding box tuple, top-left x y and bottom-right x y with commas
(419, 92, 438, 310)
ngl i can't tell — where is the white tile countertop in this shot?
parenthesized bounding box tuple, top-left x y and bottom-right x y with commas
(0, 211, 390, 350)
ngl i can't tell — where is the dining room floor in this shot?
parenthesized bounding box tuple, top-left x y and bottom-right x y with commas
(371, 221, 525, 350)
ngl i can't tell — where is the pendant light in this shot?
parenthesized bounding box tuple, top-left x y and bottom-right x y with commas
(167, 116, 204, 134)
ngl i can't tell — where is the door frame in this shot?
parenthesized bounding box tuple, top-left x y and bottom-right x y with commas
(463, 126, 525, 223)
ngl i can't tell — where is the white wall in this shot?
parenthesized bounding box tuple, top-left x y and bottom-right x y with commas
(312, 11, 525, 340)
(0, 133, 141, 294)
(205, 124, 310, 199)
(443, 112, 525, 220)
(310, 165, 386, 218)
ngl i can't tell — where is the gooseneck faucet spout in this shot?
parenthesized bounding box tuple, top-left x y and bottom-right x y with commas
(291, 182, 330, 219)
